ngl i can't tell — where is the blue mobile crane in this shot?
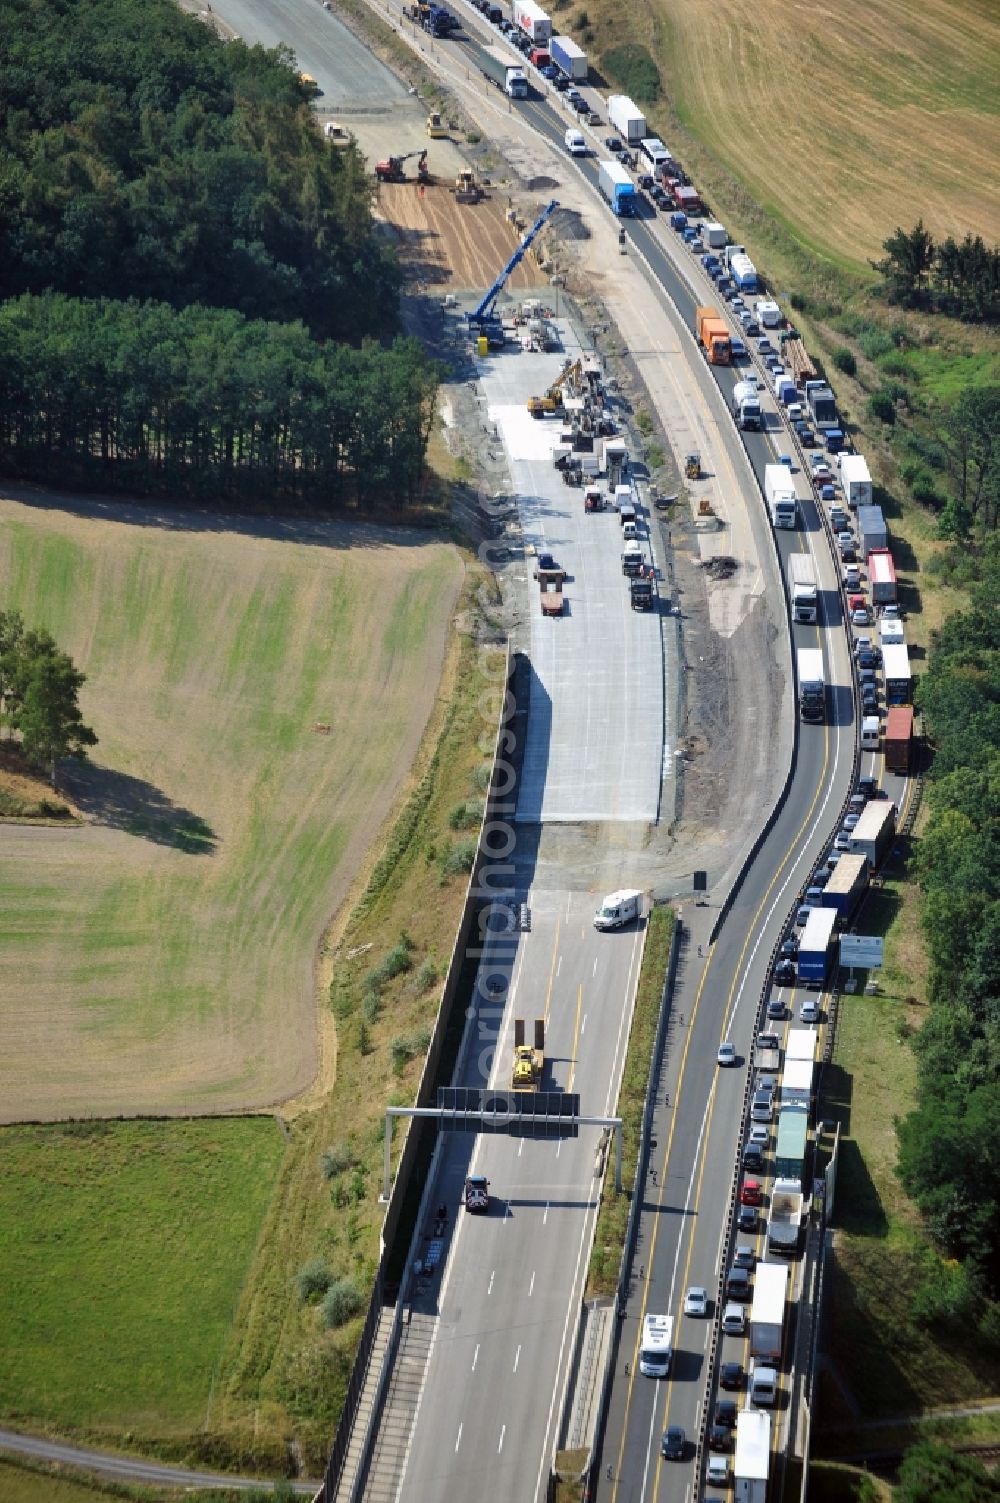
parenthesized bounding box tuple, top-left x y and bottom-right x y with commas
(466, 199, 559, 347)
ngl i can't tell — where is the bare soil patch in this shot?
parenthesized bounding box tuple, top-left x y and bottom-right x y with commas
(377, 181, 547, 290)
(0, 493, 462, 1121)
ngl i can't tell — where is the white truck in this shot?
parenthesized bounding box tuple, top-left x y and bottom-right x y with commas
(749, 1260, 788, 1360)
(788, 552, 818, 623)
(593, 889, 642, 930)
(703, 221, 727, 249)
(514, 0, 551, 42)
(638, 1313, 673, 1376)
(505, 64, 528, 98)
(734, 1410, 770, 1503)
(764, 464, 798, 529)
(839, 453, 872, 509)
(732, 379, 763, 431)
(767, 1177, 805, 1256)
(607, 94, 647, 143)
(796, 647, 825, 723)
(755, 298, 781, 328)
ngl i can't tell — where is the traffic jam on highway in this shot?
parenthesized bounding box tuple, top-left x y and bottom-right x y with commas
(336, 1, 919, 1498)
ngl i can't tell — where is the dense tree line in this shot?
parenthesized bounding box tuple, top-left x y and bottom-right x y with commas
(896, 545, 1000, 1301)
(0, 294, 437, 504)
(873, 220, 1000, 322)
(0, 611, 97, 785)
(0, 0, 440, 507)
(0, 0, 399, 342)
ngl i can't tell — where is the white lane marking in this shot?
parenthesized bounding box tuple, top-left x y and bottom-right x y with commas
(488, 1269, 495, 1295)
(513, 1345, 521, 1374)
(498, 1424, 506, 1454)
(593, 956, 598, 976)
(455, 1424, 463, 1453)
(518, 1139, 524, 1157)
(529, 1270, 536, 1297)
(556, 956, 562, 978)
(581, 1012, 588, 1035)
(504, 1200, 511, 1223)
(543, 1201, 550, 1226)
(472, 1344, 479, 1372)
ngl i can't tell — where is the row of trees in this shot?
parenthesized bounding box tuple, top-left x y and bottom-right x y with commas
(0, 612, 97, 785)
(1, 0, 399, 343)
(873, 221, 1000, 322)
(0, 294, 438, 504)
(896, 543, 1000, 1297)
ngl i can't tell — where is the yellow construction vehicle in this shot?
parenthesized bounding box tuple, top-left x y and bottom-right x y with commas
(527, 358, 581, 418)
(454, 168, 482, 203)
(427, 111, 448, 139)
(512, 1019, 544, 1090)
(684, 450, 702, 479)
(323, 121, 352, 148)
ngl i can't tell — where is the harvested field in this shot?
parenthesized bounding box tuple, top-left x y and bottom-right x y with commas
(0, 495, 462, 1120)
(377, 181, 548, 290)
(634, 0, 1000, 264)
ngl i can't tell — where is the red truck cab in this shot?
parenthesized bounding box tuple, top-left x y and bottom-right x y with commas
(530, 47, 550, 67)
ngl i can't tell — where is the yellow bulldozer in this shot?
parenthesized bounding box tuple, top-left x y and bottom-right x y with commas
(512, 1018, 544, 1090)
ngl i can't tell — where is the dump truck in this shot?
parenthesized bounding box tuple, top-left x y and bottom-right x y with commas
(463, 1174, 490, 1212)
(697, 306, 731, 364)
(885, 705, 914, 774)
(630, 574, 654, 611)
(512, 1018, 544, 1089)
(767, 1177, 804, 1256)
(594, 889, 642, 930)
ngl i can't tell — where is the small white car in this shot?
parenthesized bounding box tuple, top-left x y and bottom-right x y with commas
(721, 1301, 746, 1335)
(684, 1285, 709, 1317)
(800, 999, 821, 1023)
(706, 1453, 729, 1486)
(748, 1123, 769, 1150)
(717, 1041, 737, 1067)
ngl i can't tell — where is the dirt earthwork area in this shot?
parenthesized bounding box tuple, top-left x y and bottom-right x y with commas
(376, 181, 547, 292)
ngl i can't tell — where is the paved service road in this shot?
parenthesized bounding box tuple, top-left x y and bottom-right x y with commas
(0, 1428, 318, 1494)
(477, 333, 666, 824)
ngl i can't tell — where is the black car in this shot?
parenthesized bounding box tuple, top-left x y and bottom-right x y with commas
(719, 1361, 744, 1391)
(797, 425, 817, 447)
(857, 649, 879, 671)
(605, 134, 622, 151)
(737, 1206, 757, 1233)
(553, 74, 569, 90)
(661, 1425, 686, 1460)
(857, 776, 879, 799)
(861, 686, 879, 711)
(638, 173, 655, 191)
(743, 1144, 764, 1170)
(708, 1425, 732, 1452)
(780, 934, 799, 958)
(715, 1399, 738, 1428)
(774, 958, 796, 985)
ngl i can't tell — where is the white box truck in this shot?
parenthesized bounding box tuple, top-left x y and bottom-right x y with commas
(607, 94, 647, 143)
(734, 1410, 770, 1503)
(514, 0, 551, 42)
(704, 221, 727, 249)
(638, 1313, 673, 1376)
(796, 647, 825, 723)
(839, 453, 872, 509)
(764, 464, 798, 529)
(749, 1261, 788, 1360)
(788, 553, 818, 623)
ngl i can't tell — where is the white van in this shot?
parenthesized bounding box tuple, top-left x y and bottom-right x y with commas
(564, 128, 587, 157)
(594, 889, 643, 930)
(750, 1363, 778, 1406)
(861, 716, 880, 751)
(622, 520, 638, 541)
(639, 1313, 673, 1377)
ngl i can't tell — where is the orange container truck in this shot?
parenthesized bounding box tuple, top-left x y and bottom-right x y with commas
(696, 306, 731, 364)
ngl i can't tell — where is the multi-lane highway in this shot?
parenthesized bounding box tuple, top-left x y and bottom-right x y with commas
(197, 4, 900, 1497)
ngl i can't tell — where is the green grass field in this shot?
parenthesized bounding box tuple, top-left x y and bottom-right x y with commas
(0, 1120, 285, 1438)
(0, 497, 463, 1120)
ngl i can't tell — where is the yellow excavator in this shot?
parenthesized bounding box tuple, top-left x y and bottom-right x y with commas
(684, 450, 702, 479)
(527, 358, 582, 418)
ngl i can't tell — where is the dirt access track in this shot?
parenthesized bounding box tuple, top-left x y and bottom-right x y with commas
(0, 493, 462, 1121)
(376, 181, 547, 291)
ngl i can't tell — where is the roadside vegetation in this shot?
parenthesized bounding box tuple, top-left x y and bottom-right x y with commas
(0, 1456, 298, 1503)
(0, 610, 96, 788)
(587, 904, 674, 1297)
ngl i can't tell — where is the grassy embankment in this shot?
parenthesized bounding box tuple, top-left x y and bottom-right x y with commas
(0, 491, 504, 1471)
(0, 1454, 291, 1503)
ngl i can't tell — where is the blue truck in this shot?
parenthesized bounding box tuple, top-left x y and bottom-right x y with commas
(598, 159, 637, 217)
(797, 906, 837, 987)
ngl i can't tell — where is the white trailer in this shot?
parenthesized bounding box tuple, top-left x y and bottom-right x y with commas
(734, 1409, 770, 1503)
(780, 1058, 813, 1105)
(839, 453, 872, 508)
(607, 94, 647, 143)
(788, 553, 818, 623)
(796, 647, 825, 723)
(704, 221, 727, 249)
(514, 0, 551, 42)
(786, 1027, 819, 1063)
(749, 1260, 788, 1360)
(764, 464, 798, 529)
